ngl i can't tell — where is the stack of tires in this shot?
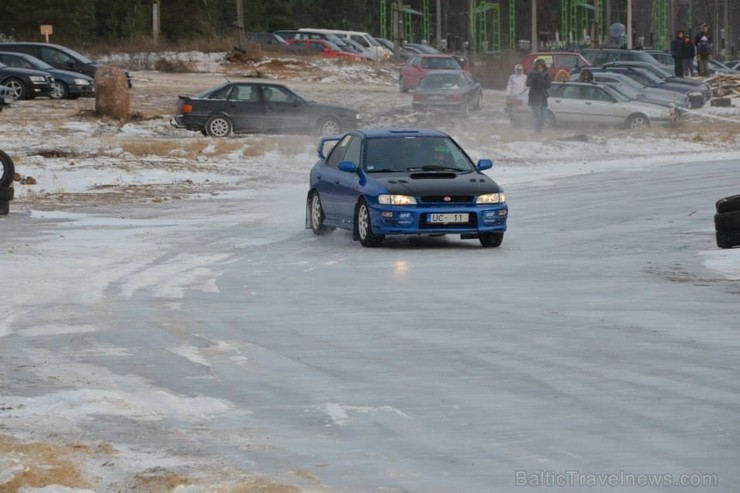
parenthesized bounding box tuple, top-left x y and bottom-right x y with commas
(0, 150, 14, 215)
(715, 194, 740, 249)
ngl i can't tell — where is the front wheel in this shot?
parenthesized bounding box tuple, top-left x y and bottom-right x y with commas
(479, 232, 504, 248)
(50, 81, 69, 100)
(308, 191, 334, 235)
(318, 117, 341, 136)
(205, 115, 233, 137)
(1, 150, 15, 188)
(4, 78, 27, 100)
(356, 199, 384, 247)
(626, 113, 650, 130)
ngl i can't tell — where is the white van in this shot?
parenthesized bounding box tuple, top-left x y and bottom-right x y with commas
(299, 28, 391, 60)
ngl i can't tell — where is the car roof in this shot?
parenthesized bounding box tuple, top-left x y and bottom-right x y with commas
(355, 128, 449, 139)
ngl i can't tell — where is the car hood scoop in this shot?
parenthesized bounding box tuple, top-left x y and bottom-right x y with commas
(408, 172, 457, 179)
(376, 174, 499, 195)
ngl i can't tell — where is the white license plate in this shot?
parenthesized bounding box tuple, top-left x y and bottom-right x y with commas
(429, 213, 468, 224)
(428, 95, 446, 101)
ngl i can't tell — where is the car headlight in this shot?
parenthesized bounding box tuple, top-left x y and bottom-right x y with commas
(73, 78, 91, 85)
(477, 192, 505, 204)
(29, 75, 46, 82)
(378, 194, 417, 205)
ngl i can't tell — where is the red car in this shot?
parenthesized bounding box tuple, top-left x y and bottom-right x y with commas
(399, 54, 464, 93)
(287, 39, 364, 60)
(519, 51, 590, 78)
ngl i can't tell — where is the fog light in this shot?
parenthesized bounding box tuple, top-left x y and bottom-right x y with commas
(498, 209, 508, 216)
(382, 212, 393, 218)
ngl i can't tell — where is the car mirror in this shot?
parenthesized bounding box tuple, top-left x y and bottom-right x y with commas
(477, 159, 493, 171)
(338, 161, 358, 173)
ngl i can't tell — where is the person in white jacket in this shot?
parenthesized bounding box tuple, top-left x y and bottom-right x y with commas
(505, 64, 527, 119)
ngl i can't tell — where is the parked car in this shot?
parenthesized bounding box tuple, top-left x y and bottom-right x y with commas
(580, 48, 663, 67)
(300, 28, 391, 60)
(576, 70, 691, 109)
(510, 81, 678, 130)
(519, 51, 591, 77)
(0, 51, 94, 99)
(172, 81, 360, 137)
(0, 61, 53, 99)
(411, 70, 482, 115)
(245, 32, 288, 46)
(0, 42, 132, 87)
(289, 30, 358, 56)
(287, 39, 365, 60)
(399, 54, 464, 92)
(646, 50, 740, 76)
(305, 128, 508, 248)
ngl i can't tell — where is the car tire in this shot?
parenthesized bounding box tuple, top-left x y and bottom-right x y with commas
(318, 117, 341, 137)
(308, 191, 334, 235)
(3, 78, 27, 100)
(204, 115, 232, 138)
(716, 194, 740, 213)
(399, 76, 409, 93)
(0, 199, 9, 215)
(716, 229, 740, 249)
(50, 81, 69, 100)
(0, 186, 14, 201)
(0, 150, 15, 188)
(626, 113, 650, 130)
(714, 211, 740, 231)
(474, 91, 482, 110)
(356, 199, 384, 247)
(479, 232, 504, 248)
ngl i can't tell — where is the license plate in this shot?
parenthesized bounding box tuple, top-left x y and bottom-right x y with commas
(429, 213, 468, 224)
(428, 95, 446, 101)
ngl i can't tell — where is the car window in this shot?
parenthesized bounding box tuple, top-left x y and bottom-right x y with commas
(40, 47, 74, 65)
(560, 85, 581, 99)
(208, 85, 232, 99)
(261, 85, 295, 103)
(351, 35, 369, 48)
(581, 86, 614, 102)
(556, 54, 581, 69)
(419, 73, 460, 89)
(231, 84, 259, 102)
(326, 135, 353, 167)
(342, 136, 362, 165)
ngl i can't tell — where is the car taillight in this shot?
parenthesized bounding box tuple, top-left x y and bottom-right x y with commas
(181, 104, 193, 114)
(413, 94, 424, 102)
(448, 94, 462, 101)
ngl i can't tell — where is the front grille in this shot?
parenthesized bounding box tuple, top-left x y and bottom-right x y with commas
(419, 213, 478, 229)
(419, 195, 474, 203)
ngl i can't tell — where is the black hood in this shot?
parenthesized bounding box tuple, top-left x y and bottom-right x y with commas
(374, 171, 501, 195)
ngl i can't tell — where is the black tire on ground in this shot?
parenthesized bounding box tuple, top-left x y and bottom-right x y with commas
(0, 186, 13, 201)
(308, 191, 334, 235)
(716, 194, 740, 213)
(626, 113, 650, 130)
(3, 78, 27, 100)
(0, 150, 15, 188)
(716, 229, 740, 249)
(0, 200, 9, 215)
(356, 199, 384, 247)
(204, 115, 232, 138)
(479, 232, 504, 248)
(714, 211, 740, 231)
(50, 81, 69, 100)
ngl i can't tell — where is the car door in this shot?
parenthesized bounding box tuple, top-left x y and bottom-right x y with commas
(315, 135, 352, 219)
(547, 84, 583, 123)
(579, 85, 625, 125)
(260, 84, 304, 133)
(332, 136, 362, 225)
(225, 84, 265, 133)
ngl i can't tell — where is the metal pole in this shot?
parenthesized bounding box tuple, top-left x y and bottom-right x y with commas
(436, 0, 442, 49)
(152, 0, 160, 44)
(723, 0, 729, 60)
(627, 0, 632, 48)
(531, 0, 537, 52)
(593, 0, 600, 46)
(605, 0, 611, 36)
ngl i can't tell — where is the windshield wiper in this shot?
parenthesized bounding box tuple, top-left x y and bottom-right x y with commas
(367, 168, 401, 173)
(406, 165, 463, 172)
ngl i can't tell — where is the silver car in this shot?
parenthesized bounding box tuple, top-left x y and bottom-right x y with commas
(511, 81, 678, 130)
(578, 71, 691, 109)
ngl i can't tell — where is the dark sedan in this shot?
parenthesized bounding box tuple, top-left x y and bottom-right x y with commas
(306, 128, 508, 248)
(0, 61, 53, 100)
(0, 51, 94, 99)
(411, 69, 482, 116)
(172, 81, 360, 137)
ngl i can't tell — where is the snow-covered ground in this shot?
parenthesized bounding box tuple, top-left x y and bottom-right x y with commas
(1, 53, 739, 492)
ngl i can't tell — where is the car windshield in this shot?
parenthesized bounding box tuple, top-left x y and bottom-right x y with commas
(623, 69, 662, 85)
(364, 136, 475, 173)
(26, 57, 54, 70)
(196, 83, 229, 98)
(418, 73, 462, 89)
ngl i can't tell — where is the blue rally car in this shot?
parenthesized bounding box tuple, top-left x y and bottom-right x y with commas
(305, 128, 508, 247)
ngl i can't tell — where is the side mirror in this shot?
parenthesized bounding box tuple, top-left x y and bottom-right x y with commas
(477, 159, 493, 171)
(338, 161, 358, 173)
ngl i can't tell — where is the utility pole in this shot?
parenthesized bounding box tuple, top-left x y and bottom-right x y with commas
(723, 0, 729, 60)
(395, 0, 404, 55)
(436, 0, 442, 49)
(626, 0, 632, 48)
(531, 0, 537, 52)
(593, 0, 600, 46)
(235, 0, 246, 51)
(605, 0, 611, 34)
(152, 0, 160, 44)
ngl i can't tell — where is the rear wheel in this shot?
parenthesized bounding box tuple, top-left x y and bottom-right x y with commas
(4, 78, 27, 100)
(318, 117, 341, 136)
(716, 194, 740, 213)
(479, 232, 504, 248)
(626, 113, 650, 130)
(50, 81, 69, 100)
(716, 229, 740, 249)
(0, 150, 15, 187)
(205, 115, 232, 137)
(356, 199, 384, 247)
(309, 191, 333, 235)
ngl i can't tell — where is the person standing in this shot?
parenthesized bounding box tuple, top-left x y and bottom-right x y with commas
(670, 30, 685, 78)
(526, 58, 551, 134)
(682, 35, 695, 77)
(505, 64, 527, 119)
(694, 23, 712, 77)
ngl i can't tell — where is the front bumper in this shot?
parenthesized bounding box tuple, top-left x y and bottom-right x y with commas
(368, 202, 508, 236)
(69, 84, 95, 98)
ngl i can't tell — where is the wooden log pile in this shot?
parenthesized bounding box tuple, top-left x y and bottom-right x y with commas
(707, 74, 740, 97)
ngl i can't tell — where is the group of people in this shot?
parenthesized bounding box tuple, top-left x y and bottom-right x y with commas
(671, 23, 713, 78)
(505, 59, 552, 134)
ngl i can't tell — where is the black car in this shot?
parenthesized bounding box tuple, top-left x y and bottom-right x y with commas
(0, 42, 132, 88)
(172, 81, 360, 137)
(0, 61, 54, 100)
(411, 69, 482, 115)
(0, 51, 94, 99)
(601, 61, 712, 101)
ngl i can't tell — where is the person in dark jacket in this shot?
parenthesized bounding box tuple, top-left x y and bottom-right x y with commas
(682, 35, 695, 77)
(670, 30, 685, 78)
(526, 58, 551, 134)
(694, 23, 712, 76)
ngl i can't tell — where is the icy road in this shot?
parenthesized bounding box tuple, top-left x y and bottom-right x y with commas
(1, 155, 739, 493)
